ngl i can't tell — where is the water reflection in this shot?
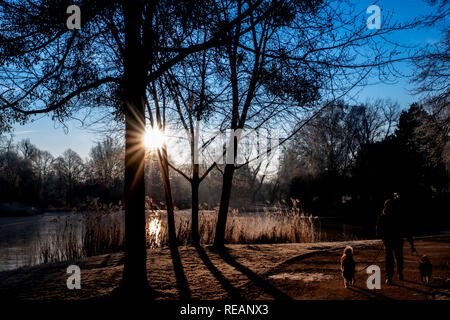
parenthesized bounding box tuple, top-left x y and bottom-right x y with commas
(147, 214, 162, 248)
(0, 212, 82, 271)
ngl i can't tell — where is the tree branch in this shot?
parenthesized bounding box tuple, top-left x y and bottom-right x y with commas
(168, 161, 192, 182)
(200, 162, 217, 182)
(1, 77, 120, 115)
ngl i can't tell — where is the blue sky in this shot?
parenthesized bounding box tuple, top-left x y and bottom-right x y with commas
(10, 0, 448, 159)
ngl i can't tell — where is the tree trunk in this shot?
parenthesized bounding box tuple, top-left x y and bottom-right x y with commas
(121, 0, 148, 293)
(122, 100, 148, 291)
(157, 145, 177, 247)
(158, 145, 191, 298)
(191, 166, 200, 245)
(214, 163, 235, 248)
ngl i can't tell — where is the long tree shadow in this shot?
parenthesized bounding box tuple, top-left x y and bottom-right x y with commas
(195, 245, 242, 300)
(170, 243, 191, 299)
(392, 282, 449, 297)
(98, 254, 112, 268)
(392, 282, 431, 295)
(348, 285, 392, 300)
(213, 247, 292, 300)
(403, 279, 441, 289)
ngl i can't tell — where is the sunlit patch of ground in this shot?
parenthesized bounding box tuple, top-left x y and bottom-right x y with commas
(0, 237, 448, 300)
(263, 237, 450, 300)
(268, 272, 334, 282)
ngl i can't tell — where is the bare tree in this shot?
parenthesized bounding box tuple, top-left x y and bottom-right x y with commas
(413, 29, 449, 104)
(18, 139, 39, 160)
(212, 0, 427, 248)
(161, 46, 221, 245)
(89, 136, 123, 187)
(53, 149, 85, 207)
(411, 0, 449, 176)
(284, 99, 400, 177)
(0, 0, 282, 292)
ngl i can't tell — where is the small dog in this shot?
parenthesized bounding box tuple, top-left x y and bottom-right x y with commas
(340, 246, 356, 288)
(419, 254, 432, 285)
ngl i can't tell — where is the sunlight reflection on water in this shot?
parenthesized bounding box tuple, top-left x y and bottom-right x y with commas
(147, 215, 162, 247)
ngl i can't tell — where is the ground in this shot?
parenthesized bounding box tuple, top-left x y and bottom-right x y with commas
(0, 237, 449, 300)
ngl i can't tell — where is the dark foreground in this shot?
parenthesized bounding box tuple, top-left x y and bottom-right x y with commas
(0, 237, 448, 301)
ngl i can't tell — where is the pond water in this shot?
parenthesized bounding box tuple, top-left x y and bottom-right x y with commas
(0, 212, 81, 271)
(0, 211, 162, 271)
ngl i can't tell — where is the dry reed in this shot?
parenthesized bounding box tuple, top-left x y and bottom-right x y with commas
(31, 199, 322, 265)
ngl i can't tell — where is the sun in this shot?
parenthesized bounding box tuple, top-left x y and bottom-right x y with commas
(144, 127, 164, 149)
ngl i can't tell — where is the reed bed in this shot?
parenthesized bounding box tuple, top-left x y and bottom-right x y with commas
(30, 199, 323, 265)
(30, 214, 83, 265)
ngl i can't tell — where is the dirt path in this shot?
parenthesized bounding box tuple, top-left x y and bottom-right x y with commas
(0, 238, 448, 300)
(262, 237, 450, 300)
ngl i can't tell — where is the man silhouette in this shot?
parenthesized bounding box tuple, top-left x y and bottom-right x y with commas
(377, 193, 416, 285)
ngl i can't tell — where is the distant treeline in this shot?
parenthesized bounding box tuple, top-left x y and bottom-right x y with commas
(0, 136, 124, 208)
(0, 100, 448, 233)
(0, 134, 262, 210)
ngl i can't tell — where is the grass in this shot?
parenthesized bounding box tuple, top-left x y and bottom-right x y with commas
(30, 199, 323, 265)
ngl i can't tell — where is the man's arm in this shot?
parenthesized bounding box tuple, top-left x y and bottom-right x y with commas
(404, 220, 416, 252)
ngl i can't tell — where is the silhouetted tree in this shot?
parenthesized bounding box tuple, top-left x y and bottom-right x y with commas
(163, 47, 220, 245)
(352, 104, 448, 230)
(0, 0, 281, 293)
(212, 0, 429, 248)
(89, 137, 123, 186)
(53, 149, 85, 206)
(412, 1, 449, 103)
